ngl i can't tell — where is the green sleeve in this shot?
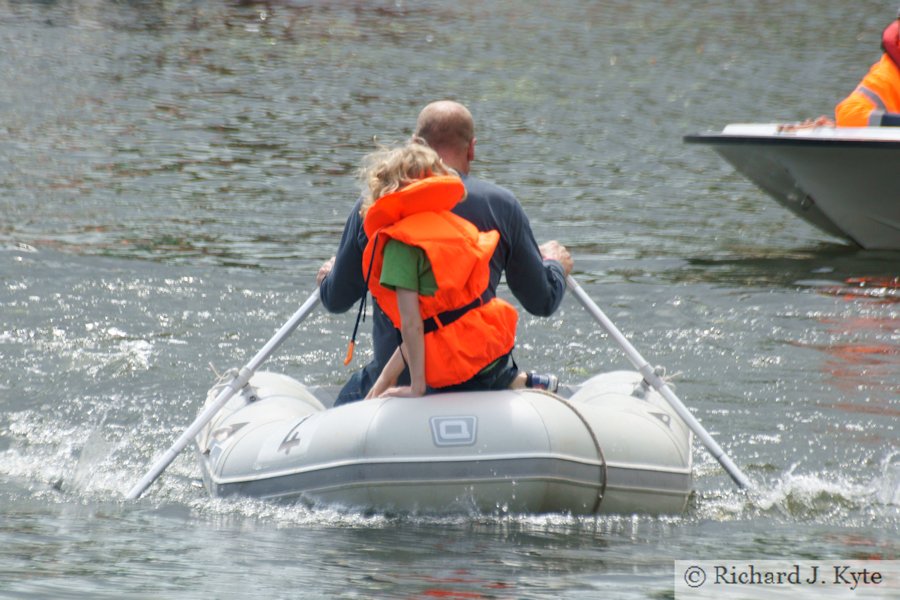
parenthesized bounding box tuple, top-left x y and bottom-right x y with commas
(380, 239, 437, 296)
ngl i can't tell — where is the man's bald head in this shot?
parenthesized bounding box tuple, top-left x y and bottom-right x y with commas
(414, 101, 475, 173)
(414, 101, 474, 154)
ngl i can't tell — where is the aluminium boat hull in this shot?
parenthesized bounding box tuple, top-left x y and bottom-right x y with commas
(685, 124, 900, 250)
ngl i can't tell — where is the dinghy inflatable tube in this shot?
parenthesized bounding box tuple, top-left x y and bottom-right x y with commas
(196, 370, 693, 515)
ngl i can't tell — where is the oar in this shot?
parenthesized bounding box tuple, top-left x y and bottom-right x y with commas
(566, 275, 752, 490)
(125, 288, 321, 500)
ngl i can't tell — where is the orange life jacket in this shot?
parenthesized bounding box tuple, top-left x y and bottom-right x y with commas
(361, 175, 518, 388)
(835, 20, 900, 126)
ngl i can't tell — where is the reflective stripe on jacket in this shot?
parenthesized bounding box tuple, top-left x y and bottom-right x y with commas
(362, 176, 518, 388)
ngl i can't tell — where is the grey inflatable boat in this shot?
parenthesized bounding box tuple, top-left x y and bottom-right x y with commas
(195, 369, 693, 515)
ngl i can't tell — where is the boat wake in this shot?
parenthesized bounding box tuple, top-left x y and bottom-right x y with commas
(693, 454, 899, 527)
(2, 406, 897, 532)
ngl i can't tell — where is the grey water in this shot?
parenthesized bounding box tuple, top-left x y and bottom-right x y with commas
(1, 1, 897, 598)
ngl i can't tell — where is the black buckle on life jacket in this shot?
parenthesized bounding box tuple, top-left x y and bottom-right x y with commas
(423, 289, 494, 334)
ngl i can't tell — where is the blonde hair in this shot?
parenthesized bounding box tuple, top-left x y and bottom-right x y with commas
(359, 140, 458, 217)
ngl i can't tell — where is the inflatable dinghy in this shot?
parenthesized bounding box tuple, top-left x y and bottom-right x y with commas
(195, 369, 693, 515)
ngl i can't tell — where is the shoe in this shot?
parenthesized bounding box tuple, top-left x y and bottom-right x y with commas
(526, 372, 559, 393)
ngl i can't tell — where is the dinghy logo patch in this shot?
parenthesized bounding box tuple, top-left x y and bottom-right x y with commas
(430, 416, 477, 446)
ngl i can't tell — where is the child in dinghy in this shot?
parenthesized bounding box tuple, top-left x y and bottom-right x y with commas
(351, 141, 556, 398)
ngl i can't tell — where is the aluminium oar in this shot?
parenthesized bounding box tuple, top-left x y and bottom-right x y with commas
(566, 275, 752, 490)
(126, 288, 321, 500)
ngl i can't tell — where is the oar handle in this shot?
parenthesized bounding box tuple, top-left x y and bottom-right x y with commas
(125, 289, 321, 500)
(566, 275, 752, 490)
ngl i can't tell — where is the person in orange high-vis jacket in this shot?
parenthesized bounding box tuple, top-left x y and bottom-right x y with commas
(836, 12, 900, 126)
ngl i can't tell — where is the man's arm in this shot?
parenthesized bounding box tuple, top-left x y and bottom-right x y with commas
(318, 199, 368, 313)
(454, 178, 570, 317)
(503, 207, 570, 317)
(318, 199, 404, 375)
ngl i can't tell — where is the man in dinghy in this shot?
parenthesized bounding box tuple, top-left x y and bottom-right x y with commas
(318, 101, 572, 403)
(836, 10, 900, 126)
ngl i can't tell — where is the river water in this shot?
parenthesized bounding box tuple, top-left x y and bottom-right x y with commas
(1, 1, 897, 598)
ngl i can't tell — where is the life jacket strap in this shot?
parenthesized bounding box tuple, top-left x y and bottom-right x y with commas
(344, 234, 381, 366)
(423, 289, 494, 334)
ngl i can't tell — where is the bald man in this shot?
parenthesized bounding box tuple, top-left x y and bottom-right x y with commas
(318, 100, 572, 403)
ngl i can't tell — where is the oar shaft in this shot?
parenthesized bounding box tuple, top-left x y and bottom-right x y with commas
(566, 275, 752, 490)
(125, 289, 321, 500)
